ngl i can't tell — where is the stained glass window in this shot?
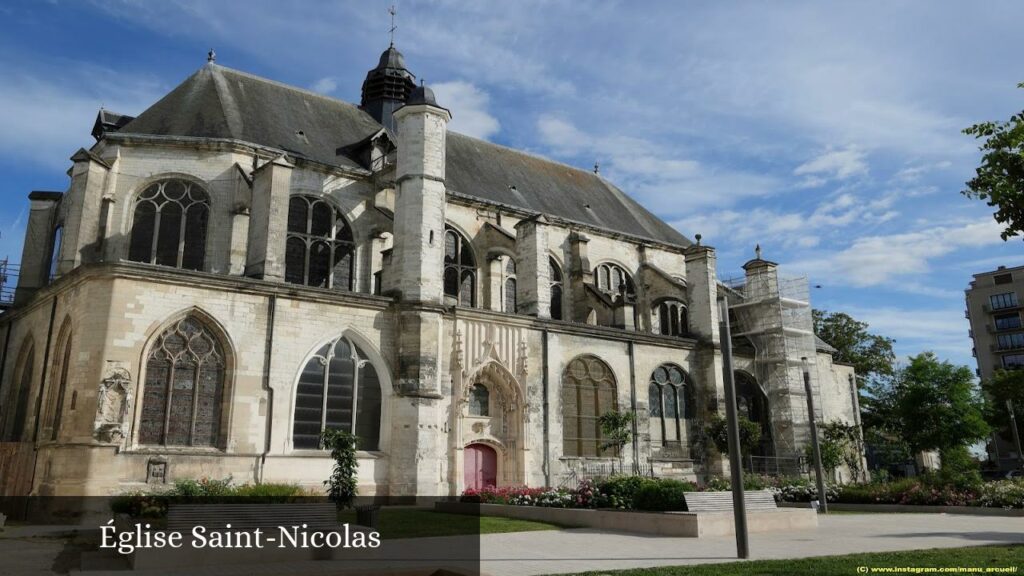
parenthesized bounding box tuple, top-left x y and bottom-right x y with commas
(139, 316, 226, 447)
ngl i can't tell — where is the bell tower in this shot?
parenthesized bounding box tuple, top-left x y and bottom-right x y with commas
(360, 45, 417, 133)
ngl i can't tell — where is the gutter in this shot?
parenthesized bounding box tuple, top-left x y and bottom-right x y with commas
(628, 341, 639, 474)
(257, 295, 277, 483)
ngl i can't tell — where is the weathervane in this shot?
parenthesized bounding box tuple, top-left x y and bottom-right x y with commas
(388, 5, 397, 47)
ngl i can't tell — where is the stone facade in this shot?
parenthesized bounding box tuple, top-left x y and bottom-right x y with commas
(0, 50, 864, 498)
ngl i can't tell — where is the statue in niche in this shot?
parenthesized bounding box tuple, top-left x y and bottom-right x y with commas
(94, 368, 133, 444)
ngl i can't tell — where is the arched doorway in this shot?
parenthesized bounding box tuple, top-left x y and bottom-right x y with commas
(464, 443, 497, 490)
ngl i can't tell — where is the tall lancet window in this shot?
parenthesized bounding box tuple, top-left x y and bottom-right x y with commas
(594, 263, 635, 299)
(561, 355, 618, 457)
(128, 179, 210, 270)
(648, 364, 693, 445)
(285, 196, 355, 290)
(443, 226, 476, 307)
(292, 337, 382, 451)
(139, 316, 227, 448)
(656, 299, 689, 337)
(503, 258, 518, 314)
(549, 257, 563, 320)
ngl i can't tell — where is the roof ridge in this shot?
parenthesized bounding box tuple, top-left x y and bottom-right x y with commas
(207, 63, 377, 120)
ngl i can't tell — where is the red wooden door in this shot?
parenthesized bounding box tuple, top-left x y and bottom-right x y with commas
(464, 443, 497, 490)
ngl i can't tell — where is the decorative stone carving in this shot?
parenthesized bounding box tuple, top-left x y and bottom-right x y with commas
(94, 367, 133, 444)
(146, 457, 167, 484)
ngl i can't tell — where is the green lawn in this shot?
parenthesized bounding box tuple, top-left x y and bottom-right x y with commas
(337, 508, 561, 539)
(554, 545, 1024, 575)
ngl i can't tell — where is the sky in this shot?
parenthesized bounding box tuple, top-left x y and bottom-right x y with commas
(0, 0, 1022, 369)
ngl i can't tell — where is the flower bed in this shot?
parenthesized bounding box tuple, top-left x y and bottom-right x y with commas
(111, 476, 310, 518)
(459, 475, 1024, 512)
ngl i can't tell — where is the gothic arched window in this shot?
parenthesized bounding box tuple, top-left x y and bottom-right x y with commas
(594, 263, 635, 299)
(561, 355, 618, 457)
(292, 337, 382, 451)
(503, 258, 517, 314)
(648, 364, 693, 445)
(656, 299, 689, 337)
(44, 321, 73, 442)
(128, 179, 210, 270)
(468, 383, 490, 416)
(48, 225, 62, 282)
(444, 227, 476, 307)
(285, 195, 355, 290)
(549, 257, 563, 320)
(5, 340, 34, 441)
(139, 316, 227, 447)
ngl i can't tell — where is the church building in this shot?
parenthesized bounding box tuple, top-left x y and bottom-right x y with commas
(0, 46, 862, 497)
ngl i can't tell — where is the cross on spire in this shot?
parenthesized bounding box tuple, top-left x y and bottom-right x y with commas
(388, 5, 397, 47)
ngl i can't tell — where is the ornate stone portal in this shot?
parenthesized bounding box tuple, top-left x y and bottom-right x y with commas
(449, 321, 530, 492)
(93, 367, 133, 444)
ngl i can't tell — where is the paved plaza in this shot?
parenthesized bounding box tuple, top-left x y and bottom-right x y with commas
(0, 513, 1021, 575)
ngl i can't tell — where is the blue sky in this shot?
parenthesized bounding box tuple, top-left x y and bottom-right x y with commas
(1, 1, 1022, 368)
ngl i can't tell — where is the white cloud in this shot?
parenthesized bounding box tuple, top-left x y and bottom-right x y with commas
(837, 304, 973, 364)
(786, 219, 1005, 287)
(431, 81, 500, 140)
(311, 76, 338, 94)
(794, 146, 868, 187)
(536, 115, 776, 212)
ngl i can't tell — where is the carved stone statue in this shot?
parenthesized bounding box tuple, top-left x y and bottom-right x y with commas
(94, 368, 133, 444)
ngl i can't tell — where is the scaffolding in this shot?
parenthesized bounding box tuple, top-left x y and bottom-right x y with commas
(726, 271, 820, 459)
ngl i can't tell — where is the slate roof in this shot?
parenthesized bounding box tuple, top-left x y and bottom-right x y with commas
(117, 63, 690, 247)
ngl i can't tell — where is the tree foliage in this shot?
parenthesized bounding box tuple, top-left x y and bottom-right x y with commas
(707, 414, 762, 456)
(887, 353, 990, 456)
(982, 369, 1024, 442)
(321, 428, 358, 510)
(806, 421, 863, 477)
(963, 86, 1024, 241)
(812, 310, 896, 391)
(598, 410, 635, 454)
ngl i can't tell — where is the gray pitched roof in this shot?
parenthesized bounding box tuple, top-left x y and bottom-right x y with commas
(118, 63, 690, 247)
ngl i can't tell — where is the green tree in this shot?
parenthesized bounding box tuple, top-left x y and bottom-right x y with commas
(805, 421, 863, 478)
(963, 86, 1024, 240)
(890, 353, 990, 467)
(599, 410, 635, 473)
(982, 369, 1024, 443)
(812, 310, 896, 391)
(321, 428, 358, 510)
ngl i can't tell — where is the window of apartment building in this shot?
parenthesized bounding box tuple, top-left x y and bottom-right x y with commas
(997, 332, 1024, 350)
(1002, 354, 1024, 369)
(990, 292, 1018, 310)
(995, 313, 1022, 331)
(994, 273, 1013, 285)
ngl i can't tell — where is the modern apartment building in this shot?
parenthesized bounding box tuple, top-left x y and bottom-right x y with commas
(966, 264, 1024, 470)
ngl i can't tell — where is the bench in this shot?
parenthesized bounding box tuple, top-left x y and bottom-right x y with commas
(166, 502, 339, 532)
(683, 490, 777, 513)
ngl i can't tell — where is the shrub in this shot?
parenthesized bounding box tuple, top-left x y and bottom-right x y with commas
(706, 414, 762, 456)
(596, 475, 658, 509)
(933, 446, 983, 490)
(321, 428, 358, 510)
(633, 479, 696, 511)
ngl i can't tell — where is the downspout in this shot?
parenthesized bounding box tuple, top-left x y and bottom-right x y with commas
(257, 295, 277, 484)
(628, 341, 639, 475)
(31, 297, 58, 443)
(542, 329, 551, 487)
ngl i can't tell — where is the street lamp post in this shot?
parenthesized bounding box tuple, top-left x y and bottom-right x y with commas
(718, 296, 749, 559)
(802, 357, 828, 514)
(1008, 400, 1024, 471)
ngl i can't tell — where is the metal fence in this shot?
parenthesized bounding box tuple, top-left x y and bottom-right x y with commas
(742, 455, 808, 478)
(560, 459, 655, 487)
